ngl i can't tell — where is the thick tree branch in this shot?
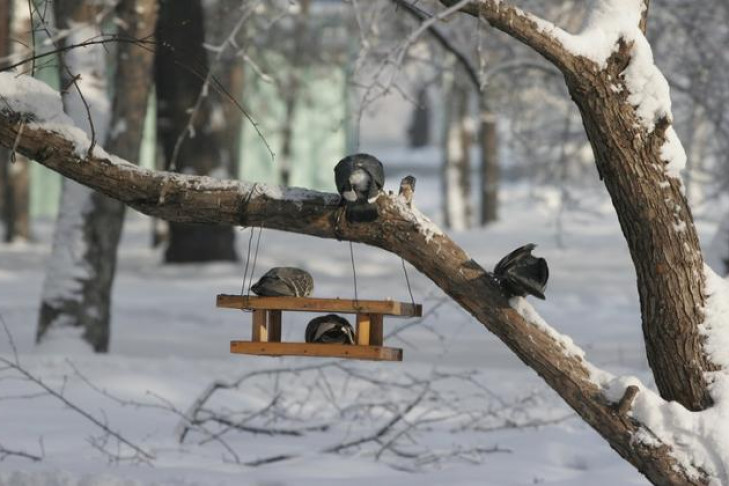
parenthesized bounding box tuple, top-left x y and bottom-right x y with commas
(437, 0, 577, 74)
(0, 113, 708, 486)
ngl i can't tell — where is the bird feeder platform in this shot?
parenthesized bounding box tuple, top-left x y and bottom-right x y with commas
(216, 295, 423, 362)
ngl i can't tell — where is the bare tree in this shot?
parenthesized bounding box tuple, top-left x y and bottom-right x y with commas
(0, 1, 726, 484)
(0, 0, 30, 242)
(155, 0, 237, 263)
(441, 62, 473, 230)
(35, 0, 157, 352)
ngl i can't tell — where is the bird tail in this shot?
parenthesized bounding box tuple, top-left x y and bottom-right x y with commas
(494, 244, 549, 299)
(251, 278, 293, 297)
(345, 203, 378, 223)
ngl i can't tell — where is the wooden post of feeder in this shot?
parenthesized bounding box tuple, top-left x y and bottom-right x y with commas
(370, 314, 384, 346)
(356, 313, 371, 345)
(252, 309, 268, 342)
(268, 310, 282, 342)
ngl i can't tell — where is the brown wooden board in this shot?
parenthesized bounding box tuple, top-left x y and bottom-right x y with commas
(217, 295, 422, 317)
(230, 341, 403, 361)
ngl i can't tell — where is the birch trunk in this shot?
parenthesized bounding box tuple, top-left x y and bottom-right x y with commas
(37, 1, 111, 351)
(441, 66, 473, 230)
(479, 95, 498, 225)
(36, 0, 156, 352)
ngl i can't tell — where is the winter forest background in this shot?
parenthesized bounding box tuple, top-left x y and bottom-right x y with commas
(3, 1, 729, 485)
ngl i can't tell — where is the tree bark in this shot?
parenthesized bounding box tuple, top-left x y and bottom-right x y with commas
(479, 95, 498, 225)
(79, 0, 157, 350)
(37, 0, 112, 351)
(407, 86, 431, 148)
(564, 50, 713, 411)
(203, 0, 245, 182)
(155, 0, 237, 263)
(441, 65, 473, 230)
(0, 0, 8, 238)
(278, 0, 311, 187)
(0, 0, 31, 243)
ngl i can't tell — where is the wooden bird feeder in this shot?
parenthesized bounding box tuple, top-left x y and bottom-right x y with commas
(216, 295, 423, 362)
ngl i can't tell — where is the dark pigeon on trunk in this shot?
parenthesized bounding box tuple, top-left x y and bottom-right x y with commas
(493, 244, 549, 300)
(334, 153, 385, 223)
(305, 314, 356, 344)
(251, 267, 314, 297)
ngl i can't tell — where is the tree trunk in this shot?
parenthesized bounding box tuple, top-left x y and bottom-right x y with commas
(79, 0, 157, 350)
(0, 1, 9, 234)
(155, 0, 237, 263)
(441, 66, 473, 230)
(278, 0, 311, 187)
(0, 0, 31, 243)
(408, 86, 431, 148)
(564, 49, 713, 411)
(479, 95, 498, 225)
(37, 0, 156, 352)
(203, 0, 245, 180)
(37, 1, 111, 351)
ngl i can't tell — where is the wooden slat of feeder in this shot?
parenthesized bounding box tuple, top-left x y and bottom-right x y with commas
(230, 341, 403, 361)
(217, 295, 422, 317)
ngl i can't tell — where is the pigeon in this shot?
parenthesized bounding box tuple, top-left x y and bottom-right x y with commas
(305, 314, 356, 344)
(493, 244, 549, 300)
(251, 267, 314, 297)
(334, 153, 385, 223)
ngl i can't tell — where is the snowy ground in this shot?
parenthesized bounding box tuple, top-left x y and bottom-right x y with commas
(0, 173, 721, 486)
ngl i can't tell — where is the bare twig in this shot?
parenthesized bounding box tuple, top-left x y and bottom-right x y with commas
(617, 385, 641, 416)
(0, 443, 42, 462)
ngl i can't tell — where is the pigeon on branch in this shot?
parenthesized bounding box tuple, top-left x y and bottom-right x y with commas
(493, 244, 549, 300)
(334, 153, 385, 223)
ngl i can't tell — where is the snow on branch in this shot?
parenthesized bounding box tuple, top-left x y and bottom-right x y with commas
(447, 0, 686, 179)
(0, 71, 110, 160)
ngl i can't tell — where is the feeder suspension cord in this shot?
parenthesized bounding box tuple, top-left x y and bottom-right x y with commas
(401, 257, 416, 307)
(241, 226, 264, 296)
(248, 227, 264, 295)
(349, 241, 359, 303)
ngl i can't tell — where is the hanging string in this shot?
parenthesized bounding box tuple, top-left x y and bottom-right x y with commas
(401, 257, 416, 307)
(349, 241, 359, 303)
(241, 227, 256, 295)
(247, 226, 264, 296)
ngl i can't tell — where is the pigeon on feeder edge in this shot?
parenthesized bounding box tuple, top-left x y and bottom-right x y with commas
(305, 314, 356, 345)
(493, 244, 549, 300)
(334, 153, 385, 223)
(251, 267, 314, 297)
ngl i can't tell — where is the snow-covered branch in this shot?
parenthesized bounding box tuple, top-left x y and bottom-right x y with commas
(0, 68, 712, 484)
(438, 0, 578, 73)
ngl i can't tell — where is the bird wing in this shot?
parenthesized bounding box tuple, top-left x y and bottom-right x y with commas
(354, 156, 385, 197)
(506, 257, 548, 299)
(312, 321, 340, 342)
(334, 157, 355, 194)
(494, 243, 537, 276)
